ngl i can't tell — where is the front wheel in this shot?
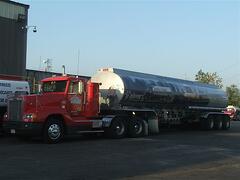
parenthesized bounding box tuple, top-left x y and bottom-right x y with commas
(43, 119, 64, 144)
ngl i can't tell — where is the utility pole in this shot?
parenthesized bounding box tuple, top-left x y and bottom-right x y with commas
(43, 58, 53, 72)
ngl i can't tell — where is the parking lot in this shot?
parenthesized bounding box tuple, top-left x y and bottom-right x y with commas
(0, 121, 240, 180)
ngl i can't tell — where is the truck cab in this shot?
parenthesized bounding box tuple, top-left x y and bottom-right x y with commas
(3, 76, 101, 143)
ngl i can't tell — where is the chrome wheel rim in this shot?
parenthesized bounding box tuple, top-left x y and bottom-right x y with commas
(48, 124, 61, 140)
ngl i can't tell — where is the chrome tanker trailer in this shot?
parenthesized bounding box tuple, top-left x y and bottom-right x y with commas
(2, 68, 230, 143)
(92, 68, 230, 132)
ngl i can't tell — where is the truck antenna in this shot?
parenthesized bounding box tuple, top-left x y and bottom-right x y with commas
(77, 49, 80, 75)
(62, 65, 66, 75)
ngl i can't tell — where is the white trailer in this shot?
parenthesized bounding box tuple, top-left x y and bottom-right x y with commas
(0, 79, 29, 133)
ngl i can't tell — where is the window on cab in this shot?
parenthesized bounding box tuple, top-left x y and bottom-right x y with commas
(42, 80, 67, 93)
(68, 80, 84, 94)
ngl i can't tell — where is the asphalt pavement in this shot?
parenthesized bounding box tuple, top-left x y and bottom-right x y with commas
(1, 121, 240, 180)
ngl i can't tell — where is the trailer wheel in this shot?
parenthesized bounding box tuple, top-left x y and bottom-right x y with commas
(207, 116, 214, 130)
(213, 116, 223, 130)
(222, 116, 230, 130)
(106, 117, 126, 139)
(201, 116, 214, 130)
(128, 118, 145, 138)
(43, 118, 64, 144)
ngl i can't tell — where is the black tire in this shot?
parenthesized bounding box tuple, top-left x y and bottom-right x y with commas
(213, 116, 223, 130)
(201, 116, 214, 130)
(128, 118, 145, 138)
(105, 117, 126, 139)
(222, 116, 231, 130)
(43, 118, 64, 144)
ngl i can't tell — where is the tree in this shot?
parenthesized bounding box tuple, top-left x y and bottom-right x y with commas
(195, 69, 223, 88)
(226, 84, 240, 107)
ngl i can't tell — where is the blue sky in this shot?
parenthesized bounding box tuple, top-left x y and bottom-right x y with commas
(20, 0, 239, 86)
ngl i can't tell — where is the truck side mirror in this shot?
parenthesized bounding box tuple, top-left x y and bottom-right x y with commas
(38, 84, 42, 94)
(78, 81, 83, 94)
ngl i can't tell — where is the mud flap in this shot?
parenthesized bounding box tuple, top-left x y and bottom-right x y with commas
(143, 120, 149, 136)
(148, 118, 159, 134)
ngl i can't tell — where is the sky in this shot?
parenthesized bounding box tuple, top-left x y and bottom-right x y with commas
(20, 0, 240, 86)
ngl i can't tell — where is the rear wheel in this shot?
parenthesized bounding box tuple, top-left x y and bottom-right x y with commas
(43, 118, 64, 144)
(201, 116, 214, 130)
(105, 117, 126, 139)
(128, 118, 145, 138)
(213, 116, 223, 130)
(222, 116, 231, 130)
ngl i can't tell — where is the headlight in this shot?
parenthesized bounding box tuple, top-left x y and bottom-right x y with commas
(3, 113, 8, 121)
(4, 113, 7, 118)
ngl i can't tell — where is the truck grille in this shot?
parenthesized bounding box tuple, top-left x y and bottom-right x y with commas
(8, 99, 23, 121)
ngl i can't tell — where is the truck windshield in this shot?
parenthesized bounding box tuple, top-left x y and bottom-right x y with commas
(42, 80, 67, 93)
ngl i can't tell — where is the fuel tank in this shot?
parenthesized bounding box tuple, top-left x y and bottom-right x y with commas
(91, 68, 227, 110)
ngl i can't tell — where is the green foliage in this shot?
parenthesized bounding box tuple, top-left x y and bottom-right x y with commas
(226, 84, 240, 107)
(195, 69, 223, 88)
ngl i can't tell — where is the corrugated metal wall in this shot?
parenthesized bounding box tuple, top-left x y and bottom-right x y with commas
(0, 1, 29, 77)
(0, 1, 25, 20)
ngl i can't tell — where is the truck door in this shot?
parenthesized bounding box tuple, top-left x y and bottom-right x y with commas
(67, 80, 85, 116)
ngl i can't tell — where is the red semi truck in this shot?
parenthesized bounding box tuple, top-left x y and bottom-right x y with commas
(224, 106, 240, 121)
(3, 68, 230, 143)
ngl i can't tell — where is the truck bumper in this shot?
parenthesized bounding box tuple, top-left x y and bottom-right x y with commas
(2, 121, 43, 136)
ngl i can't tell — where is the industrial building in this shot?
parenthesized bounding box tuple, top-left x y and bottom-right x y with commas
(0, 0, 29, 78)
(0, 1, 88, 93)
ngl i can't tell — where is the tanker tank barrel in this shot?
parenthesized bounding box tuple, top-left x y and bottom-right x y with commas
(91, 68, 227, 110)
